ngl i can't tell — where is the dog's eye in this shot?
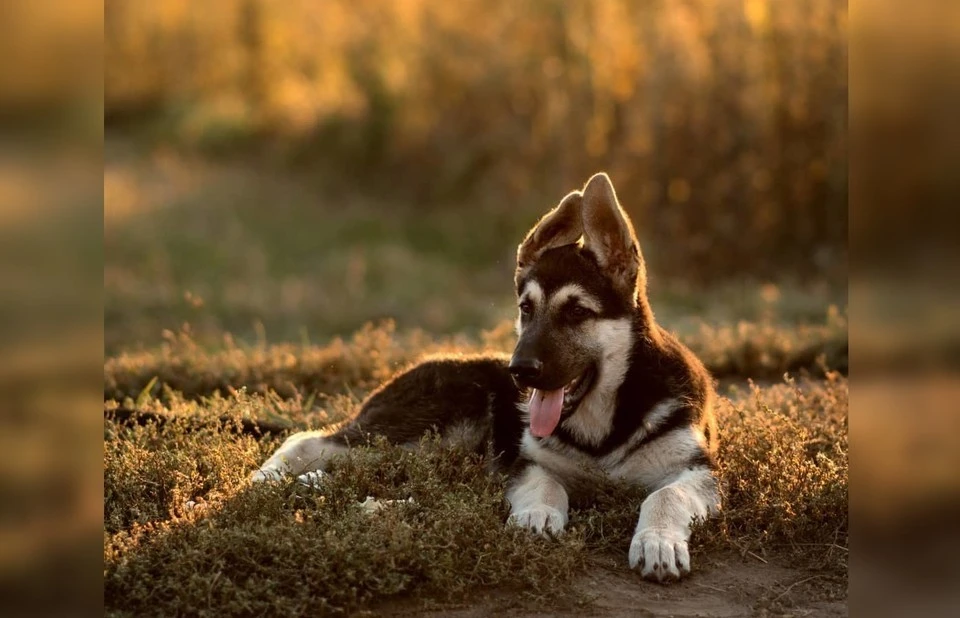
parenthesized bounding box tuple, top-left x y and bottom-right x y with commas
(519, 300, 533, 316)
(567, 304, 594, 321)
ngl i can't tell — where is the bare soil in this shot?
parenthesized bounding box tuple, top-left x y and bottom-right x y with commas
(365, 552, 846, 618)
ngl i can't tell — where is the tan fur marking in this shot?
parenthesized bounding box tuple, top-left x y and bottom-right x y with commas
(442, 421, 489, 451)
(549, 283, 602, 314)
(519, 280, 544, 307)
(560, 318, 633, 446)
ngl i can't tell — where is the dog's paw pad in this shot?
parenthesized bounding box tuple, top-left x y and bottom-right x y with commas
(507, 506, 567, 536)
(628, 527, 690, 582)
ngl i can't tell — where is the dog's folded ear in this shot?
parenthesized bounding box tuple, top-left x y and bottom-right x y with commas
(581, 172, 644, 300)
(516, 190, 583, 270)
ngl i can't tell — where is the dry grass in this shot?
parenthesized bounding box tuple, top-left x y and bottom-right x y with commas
(104, 419, 588, 615)
(99, 4, 849, 612)
(697, 373, 848, 570)
(101, 6, 848, 610)
(684, 306, 847, 379)
(104, 311, 846, 405)
(103, 323, 847, 615)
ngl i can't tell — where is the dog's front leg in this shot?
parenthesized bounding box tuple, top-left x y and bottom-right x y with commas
(505, 463, 569, 535)
(629, 467, 719, 581)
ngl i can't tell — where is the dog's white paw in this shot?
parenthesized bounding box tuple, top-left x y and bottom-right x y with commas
(250, 469, 284, 484)
(507, 506, 567, 536)
(628, 527, 690, 582)
(296, 470, 327, 488)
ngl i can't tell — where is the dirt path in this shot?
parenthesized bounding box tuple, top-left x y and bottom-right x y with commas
(366, 552, 846, 617)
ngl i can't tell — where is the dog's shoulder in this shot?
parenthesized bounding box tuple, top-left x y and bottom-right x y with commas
(625, 322, 717, 452)
(601, 320, 710, 429)
(646, 323, 713, 403)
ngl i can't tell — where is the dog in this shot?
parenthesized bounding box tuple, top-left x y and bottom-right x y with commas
(251, 172, 720, 582)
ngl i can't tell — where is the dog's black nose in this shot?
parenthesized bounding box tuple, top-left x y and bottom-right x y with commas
(509, 358, 543, 382)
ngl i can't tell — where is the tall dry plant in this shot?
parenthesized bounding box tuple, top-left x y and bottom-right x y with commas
(105, 0, 846, 280)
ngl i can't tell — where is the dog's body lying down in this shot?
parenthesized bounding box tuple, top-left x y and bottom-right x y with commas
(252, 173, 720, 582)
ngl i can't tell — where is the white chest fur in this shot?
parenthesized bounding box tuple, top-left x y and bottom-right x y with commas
(519, 397, 707, 494)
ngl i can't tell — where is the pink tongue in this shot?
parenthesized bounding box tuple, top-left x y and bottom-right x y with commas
(528, 388, 564, 437)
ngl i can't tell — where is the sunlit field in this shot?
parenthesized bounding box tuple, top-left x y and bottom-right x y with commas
(104, 1, 847, 615)
(105, 341, 847, 615)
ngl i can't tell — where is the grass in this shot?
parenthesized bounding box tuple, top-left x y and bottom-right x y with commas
(103, 130, 847, 616)
(104, 431, 587, 615)
(104, 137, 847, 356)
(104, 310, 847, 406)
(100, 2, 848, 611)
(104, 141, 534, 353)
(103, 338, 847, 615)
(698, 374, 848, 568)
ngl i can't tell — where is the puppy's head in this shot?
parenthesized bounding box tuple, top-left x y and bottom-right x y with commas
(511, 173, 645, 437)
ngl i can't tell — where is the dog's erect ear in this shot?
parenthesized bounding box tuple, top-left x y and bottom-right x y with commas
(516, 190, 583, 271)
(580, 172, 644, 300)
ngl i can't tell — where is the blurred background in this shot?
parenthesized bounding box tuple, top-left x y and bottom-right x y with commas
(9, 1, 960, 615)
(103, 0, 847, 353)
(11, 0, 960, 615)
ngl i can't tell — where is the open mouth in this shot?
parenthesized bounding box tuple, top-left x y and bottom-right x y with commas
(526, 365, 597, 438)
(560, 365, 596, 412)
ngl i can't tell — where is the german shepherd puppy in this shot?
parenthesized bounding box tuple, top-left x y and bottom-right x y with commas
(251, 173, 720, 582)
